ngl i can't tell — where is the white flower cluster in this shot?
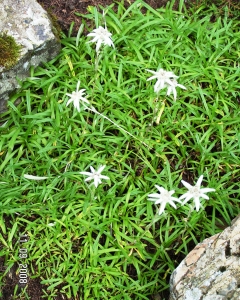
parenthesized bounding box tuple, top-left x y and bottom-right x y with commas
(87, 26, 114, 53)
(80, 165, 109, 188)
(24, 170, 215, 213)
(148, 175, 215, 214)
(85, 25, 186, 101)
(60, 25, 212, 212)
(147, 68, 186, 100)
(66, 73, 186, 113)
(23, 21, 214, 216)
(66, 81, 90, 112)
(64, 23, 187, 116)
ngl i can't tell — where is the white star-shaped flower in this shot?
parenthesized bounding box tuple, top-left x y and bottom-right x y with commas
(165, 78, 186, 101)
(80, 165, 110, 188)
(87, 26, 114, 53)
(146, 68, 178, 93)
(179, 175, 215, 212)
(66, 81, 90, 112)
(148, 185, 181, 215)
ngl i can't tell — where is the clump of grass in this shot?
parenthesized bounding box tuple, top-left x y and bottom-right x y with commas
(189, 0, 240, 19)
(0, 32, 22, 69)
(0, 0, 239, 299)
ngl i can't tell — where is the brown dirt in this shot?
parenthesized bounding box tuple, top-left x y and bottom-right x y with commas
(36, 0, 240, 37)
(37, 0, 181, 36)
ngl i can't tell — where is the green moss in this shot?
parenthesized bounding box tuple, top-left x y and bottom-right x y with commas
(45, 9, 62, 41)
(0, 32, 22, 70)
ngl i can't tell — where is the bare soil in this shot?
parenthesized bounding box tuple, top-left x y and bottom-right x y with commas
(37, 0, 182, 36)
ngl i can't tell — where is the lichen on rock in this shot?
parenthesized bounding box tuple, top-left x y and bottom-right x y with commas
(0, 0, 61, 113)
(169, 214, 240, 300)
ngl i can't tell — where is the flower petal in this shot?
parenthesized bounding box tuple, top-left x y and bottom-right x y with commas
(181, 180, 193, 190)
(172, 87, 177, 101)
(196, 175, 204, 186)
(76, 80, 81, 92)
(90, 166, 95, 173)
(194, 198, 201, 211)
(180, 194, 193, 204)
(201, 188, 215, 193)
(99, 175, 110, 180)
(97, 165, 106, 173)
(79, 171, 92, 176)
(177, 83, 187, 90)
(148, 193, 162, 200)
(24, 174, 48, 180)
(199, 193, 209, 200)
(158, 203, 167, 215)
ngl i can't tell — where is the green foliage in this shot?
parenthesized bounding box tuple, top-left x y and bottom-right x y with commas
(0, 0, 239, 299)
(189, 0, 240, 19)
(0, 32, 22, 69)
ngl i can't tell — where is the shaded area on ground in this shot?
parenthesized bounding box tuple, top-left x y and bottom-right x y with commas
(37, 0, 181, 36)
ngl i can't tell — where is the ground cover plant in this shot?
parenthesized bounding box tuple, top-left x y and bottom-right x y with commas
(0, 0, 240, 299)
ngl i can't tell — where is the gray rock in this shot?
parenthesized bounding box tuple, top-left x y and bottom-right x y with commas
(169, 214, 240, 300)
(0, 0, 61, 113)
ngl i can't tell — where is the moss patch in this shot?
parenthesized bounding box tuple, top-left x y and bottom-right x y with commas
(47, 10, 62, 41)
(0, 32, 22, 70)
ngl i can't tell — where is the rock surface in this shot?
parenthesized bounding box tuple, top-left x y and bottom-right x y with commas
(169, 214, 240, 300)
(0, 0, 61, 113)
